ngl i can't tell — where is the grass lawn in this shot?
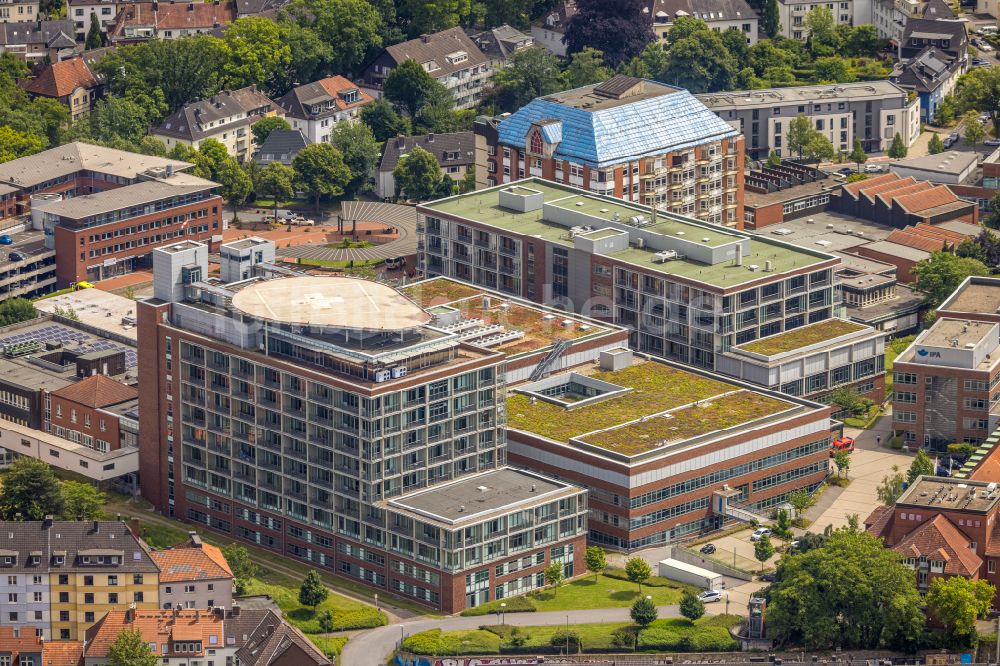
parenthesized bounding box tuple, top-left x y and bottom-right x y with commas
(309, 636, 348, 663)
(531, 574, 686, 611)
(295, 258, 382, 269)
(245, 579, 368, 633)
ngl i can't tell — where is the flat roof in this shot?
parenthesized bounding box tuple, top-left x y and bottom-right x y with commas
(36, 179, 214, 220)
(858, 240, 931, 262)
(0, 142, 191, 189)
(423, 179, 832, 289)
(845, 283, 924, 324)
(696, 81, 908, 109)
(230, 276, 432, 330)
(919, 318, 995, 348)
(33, 289, 138, 341)
(736, 318, 869, 356)
(387, 467, 577, 526)
(939, 277, 1000, 315)
(897, 476, 1000, 513)
(752, 212, 894, 253)
(889, 150, 978, 176)
(507, 357, 802, 459)
(744, 179, 838, 208)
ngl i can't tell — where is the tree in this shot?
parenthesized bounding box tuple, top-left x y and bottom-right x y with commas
(805, 6, 838, 53)
(217, 158, 253, 222)
(108, 629, 158, 666)
(766, 528, 923, 650)
(393, 146, 442, 201)
(906, 450, 935, 484)
(139, 136, 168, 157)
(659, 21, 737, 93)
(221, 543, 258, 595)
(913, 251, 991, 307)
(926, 577, 995, 647)
(329, 121, 380, 198)
(956, 66, 1000, 134)
(788, 489, 814, 516)
(85, 12, 102, 50)
(564, 0, 654, 68)
(360, 98, 410, 142)
(251, 116, 291, 147)
(762, 0, 781, 38)
(624, 557, 651, 593)
(293, 143, 351, 212)
(631, 595, 659, 626)
(584, 546, 606, 581)
(754, 534, 774, 572)
(0, 126, 45, 163)
(257, 162, 296, 221)
(298, 570, 328, 608)
(486, 46, 562, 112)
(812, 56, 854, 84)
(318, 610, 334, 633)
(845, 25, 882, 56)
(60, 480, 106, 520)
(803, 133, 835, 161)
(849, 137, 867, 171)
(0, 457, 63, 521)
(887, 133, 907, 158)
(0, 299, 37, 327)
(384, 59, 447, 121)
(877, 464, 906, 505)
(788, 114, 815, 158)
(278, 20, 333, 92)
(561, 47, 611, 89)
(543, 560, 564, 594)
(833, 450, 851, 479)
(957, 237, 987, 263)
(400, 0, 469, 35)
(283, 0, 381, 75)
(766, 150, 781, 167)
(679, 590, 705, 621)
(928, 132, 945, 155)
(773, 508, 793, 542)
(223, 18, 292, 96)
(965, 109, 986, 147)
(831, 386, 865, 416)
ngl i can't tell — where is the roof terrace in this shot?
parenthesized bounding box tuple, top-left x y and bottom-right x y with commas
(736, 319, 868, 357)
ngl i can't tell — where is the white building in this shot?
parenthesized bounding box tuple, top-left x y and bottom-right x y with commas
(647, 0, 759, 45)
(778, 0, 871, 40)
(275, 75, 373, 145)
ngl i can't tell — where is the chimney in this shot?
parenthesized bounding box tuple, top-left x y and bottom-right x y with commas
(396, 134, 405, 149)
(188, 531, 203, 548)
(92, 520, 99, 533)
(231, 604, 241, 617)
(427, 133, 434, 142)
(421, 34, 430, 42)
(130, 518, 140, 539)
(187, 2, 194, 9)
(42, 515, 53, 529)
(735, 244, 743, 266)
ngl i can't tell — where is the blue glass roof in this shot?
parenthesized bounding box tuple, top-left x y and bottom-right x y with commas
(497, 86, 739, 168)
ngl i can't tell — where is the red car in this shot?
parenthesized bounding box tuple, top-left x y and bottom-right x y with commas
(831, 437, 855, 455)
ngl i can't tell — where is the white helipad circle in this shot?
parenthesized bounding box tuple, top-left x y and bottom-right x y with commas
(231, 276, 431, 330)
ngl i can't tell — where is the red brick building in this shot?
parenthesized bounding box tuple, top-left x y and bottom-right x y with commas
(48, 374, 138, 454)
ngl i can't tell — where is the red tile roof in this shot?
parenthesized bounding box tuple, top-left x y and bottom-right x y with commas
(21, 57, 99, 98)
(893, 514, 983, 576)
(895, 185, 959, 214)
(843, 172, 899, 197)
(885, 229, 946, 252)
(876, 180, 933, 205)
(42, 641, 84, 666)
(859, 176, 917, 202)
(0, 627, 82, 665)
(50, 374, 138, 409)
(151, 538, 233, 583)
(911, 223, 966, 241)
(86, 610, 223, 658)
(865, 505, 894, 539)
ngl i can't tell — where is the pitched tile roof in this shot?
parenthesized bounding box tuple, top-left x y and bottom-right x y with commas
(531, 0, 577, 32)
(232, 609, 330, 666)
(467, 24, 533, 61)
(0, 20, 76, 48)
(254, 129, 307, 165)
(380, 27, 490, 79)
(39, 641, 84, 666)
(876, 180, 933, 204)
(895, 184, 960, 213)
(150, 536, 233, 583)
(379, 131, 475, 173)
(859, 176, 917, 202)
(886, 229, 946, 252)
(893, 514, 983, 576)
(86, 609, 224, 658)
(21, 57, 99, 98)
(646, 0, 758, 24)
(865, 505, 894, 539)
(842, 172, 899, 197)
(275, 75, 372, 121)
(153, 86, 280, 142)
(0, 520, 158, 574)
(50, 374, 138, 409)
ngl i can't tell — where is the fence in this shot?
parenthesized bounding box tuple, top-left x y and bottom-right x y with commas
(395, 651, 980, 666)
(670, 545, 754, 581)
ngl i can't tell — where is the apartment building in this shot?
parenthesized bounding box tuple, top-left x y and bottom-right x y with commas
(108, 1, 235, 42)
(891, 318, 1000, 450)
(872, 0, 953, 47)
(0, 519, 159, 640)
(867, 476, 1000, 603)
(648, 0, 759, 45)
(275, 76, 374, 145)
(0, 0, 39, 22)
(136, 243, 611, 612)
(377, 132, 475, 200)
(697, 81, 920, 160)
(359, 27, 492, 110)
(0, 627, 82, 665)
(475, 75, 746, 226)
(777, 0, 869, 40)
(0, 20, 75, 62)
(418, 179, 840, 372)
(505, 348, 832, 550)
(67, 0, 116, 39)
(716, 317, 886, 411)
(151, 86, 283, 161)
(0, 143, 222, 286)
(20, 57, 103, 121)
(530, 0, 575, 57)
(150, 533, 233, 610)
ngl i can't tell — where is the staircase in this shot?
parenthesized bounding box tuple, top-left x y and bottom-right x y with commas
(529, 339, 573, 381)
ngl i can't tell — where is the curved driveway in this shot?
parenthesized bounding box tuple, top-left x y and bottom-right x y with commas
(278, 201, 417, 263)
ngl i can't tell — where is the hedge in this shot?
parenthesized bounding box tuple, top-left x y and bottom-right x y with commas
(603, 567, 689, 589)
(403, 628, 501, 655)
(331, 608, 386, 631)
(459, 595, 536, 616)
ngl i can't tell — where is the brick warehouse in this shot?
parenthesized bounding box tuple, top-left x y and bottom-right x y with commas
(137, 242, 641, 612)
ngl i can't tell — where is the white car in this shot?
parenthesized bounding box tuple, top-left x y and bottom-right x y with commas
(863, 163, 882, 173)
(986, 138, 1000, 147)
(981, 42, 996, 52)
(697, 590, 723, 603)
(750, 527, 772, 541)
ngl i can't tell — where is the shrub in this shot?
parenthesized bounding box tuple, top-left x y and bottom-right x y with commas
(459, 595, 536, 616)
(331, 608, 386, 630)
(603, 567, 686, 589)
(550, 629, 581, 653)
(403, 629, 443, 655)
(612, 625, 639, 649)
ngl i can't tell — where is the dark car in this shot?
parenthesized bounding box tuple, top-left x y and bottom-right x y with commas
(700, 543, 717, 554)
(8, 252, 24, 262)
(760, 572, 777, 582)
(837, 167, 854, 175)
(0, 235, 11, 245)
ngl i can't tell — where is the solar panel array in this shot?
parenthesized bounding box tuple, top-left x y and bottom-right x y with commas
(0, 324, 137, 368)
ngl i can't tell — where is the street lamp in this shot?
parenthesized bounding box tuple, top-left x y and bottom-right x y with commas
(399, 624, 405, 649)
(500, 602, 506, 625)
(725, 592, 730, 616)
(374, 593, 380, 620)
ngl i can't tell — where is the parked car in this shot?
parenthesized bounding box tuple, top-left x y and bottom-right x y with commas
(700, 543, 717, 555)
(789, 539, 801, 551)
(974, 58, 992, 67)
(864, 163, 882, 173)
(697, 590, 723, 603)
(982, 42, 996, 52)
(750, 527, 772, 542)
(986, 138, 1000, 146)
(0, 235, 12, 245)
(837, 167, 855, 175)
(831, 436, 855, 454)
(759, 572, 777, 582)
(944, 132, 960, 148)
(8, 251, 24, 262)
(982, 113, 993, 123)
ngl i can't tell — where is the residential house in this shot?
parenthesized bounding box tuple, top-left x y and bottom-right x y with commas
(150, 533, 233, 611)
(0, 20, 76, 62)
(108, 0, 235, 43)
(358, 27, 492, 110)
(0, 627, 82, 666)
(467, 23, 533, 67)
(901, 17, 968, 60)
(777, 0, 868, 41)
(0, 0, 39, 23)
(47, 374, 137, 456)
(67, 0, 116, 40)
(647, 0, 759, 45)
(377, 131, 474, 199)
(873, 0, 953, 48)
(233, 0, 289, 18)
(890, 47, 966, 122)
(866, 476, 1000, 604)
(275, 75, 373, 144)
(151, 85, 283, 161)
(20, 56, 103, 121)
(531, 0, 576, 56)
(253, 129, 307, 166)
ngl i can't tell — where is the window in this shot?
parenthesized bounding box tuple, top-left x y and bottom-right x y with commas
(529, 130, 542, 154)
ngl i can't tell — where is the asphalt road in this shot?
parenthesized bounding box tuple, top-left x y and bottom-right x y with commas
(339, 603, 693, 666)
